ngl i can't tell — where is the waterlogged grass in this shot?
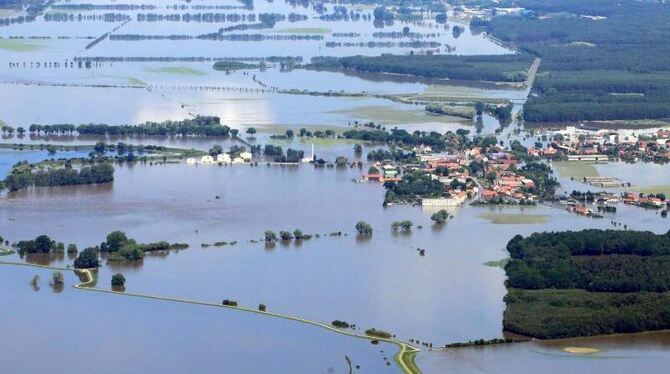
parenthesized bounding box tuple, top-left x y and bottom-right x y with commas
(477, 213, 550, 225)
(127, 77, 147, 87)
(146, 66, 206, 76)
(0, 38, 43, 52)
(632, 184, 670, 196)
(553, 161, 600, 179)
(98, 75, 147, 87)
(484, 258, 510, 268)
(329, 105, 467, 124)
(272, 27, 331, 34)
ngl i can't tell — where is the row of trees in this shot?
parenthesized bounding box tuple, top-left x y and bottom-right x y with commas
(98, 231, 185, 262)
(3, 161, 114, 192)
(73, 116, 230, 137)
(309, 53, 533, 82)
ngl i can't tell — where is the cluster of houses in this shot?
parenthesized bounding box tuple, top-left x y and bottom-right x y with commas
(186, 151, 253, 165)
(475, 152, 538, 204)
(365, 163, 402, 183)
(563, 191, 668, 218)
(532, 126, 670, 163)
(362, 146, 543, 207)
(622, 192, 666, 209)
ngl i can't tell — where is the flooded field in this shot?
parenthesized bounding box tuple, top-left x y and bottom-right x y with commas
(3, 0, 670, 373)
(2, 162, 669, 347)
(0, 265, 398, 373)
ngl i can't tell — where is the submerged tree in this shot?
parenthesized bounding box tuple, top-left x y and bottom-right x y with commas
(355, 221, 373, 235)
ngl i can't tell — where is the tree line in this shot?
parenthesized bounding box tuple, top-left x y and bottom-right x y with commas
(2, 161, 114, 192)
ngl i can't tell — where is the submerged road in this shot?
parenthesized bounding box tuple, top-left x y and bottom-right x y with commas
(0, 261, 421, 373)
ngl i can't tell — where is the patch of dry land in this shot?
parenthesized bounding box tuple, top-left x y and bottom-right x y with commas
(329, 105, 468, 124)
(553, 161, 600, 179)
(0, 38, 43, 52)
(477, 213, 550, 225)
(563, 347, 600, 354)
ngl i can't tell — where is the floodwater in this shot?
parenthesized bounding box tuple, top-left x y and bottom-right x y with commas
(0, 0, 522, 135)
(2, 161, 669, 348)
(0, 265, 398, 373)
(417, 331, 670, 373)
(2, 1, 669, 373)
(0, 147, 91, 176)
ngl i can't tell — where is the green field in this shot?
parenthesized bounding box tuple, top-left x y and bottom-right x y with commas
(553, 161, 600, 179)
(127, 77, 147, 87)
(0, 38, 43, 52)
(146, 66, 206, 76)
(632, 184, 670, 196)
(477, 213, 550, 225)
(329, 105, 468, 124)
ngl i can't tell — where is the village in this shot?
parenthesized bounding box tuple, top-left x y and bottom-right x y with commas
(356, 125, 670, 218)
(528, 125, 670, 164)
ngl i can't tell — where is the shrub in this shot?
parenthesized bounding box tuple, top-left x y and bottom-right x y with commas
(111, 273, 125, 287)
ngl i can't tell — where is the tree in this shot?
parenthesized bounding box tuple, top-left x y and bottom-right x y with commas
(355, 221, 373, 235)
(16, 235, 55, 254)
(264, 230, 277, 242)
(100, 231, 128, 252)
(209, 145, 223, 156)
(279, 231, 293, 241)
(335, 156, 348, 167)
(285, 129, 294, 138)
(431, 209, 450, 224)
(74, 247, 99, 269)
(94, 141, 106, 154)
(486, 171, 497, 184)
(392, 220, 413, 231)
(354, 144, 362, 154)
(66, 244, 78, 254)
(293, 229, 304, 240)
(475, 102, 485, 116)
(246, 127, 257, 136)
(111, 273, 126, 287)
(259, 304, 266, 312)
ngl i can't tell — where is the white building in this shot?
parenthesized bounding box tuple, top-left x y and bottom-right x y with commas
(217, 153, 231, 163)
(186, 158, 197, 165)
(200, 155, 215, 164)
(240, 152, 253, 162)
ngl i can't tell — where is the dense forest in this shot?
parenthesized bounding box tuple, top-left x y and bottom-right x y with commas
(308, 54, 533, 82)
(504, 229, 670, 338)
(473, 0, 670, 122)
